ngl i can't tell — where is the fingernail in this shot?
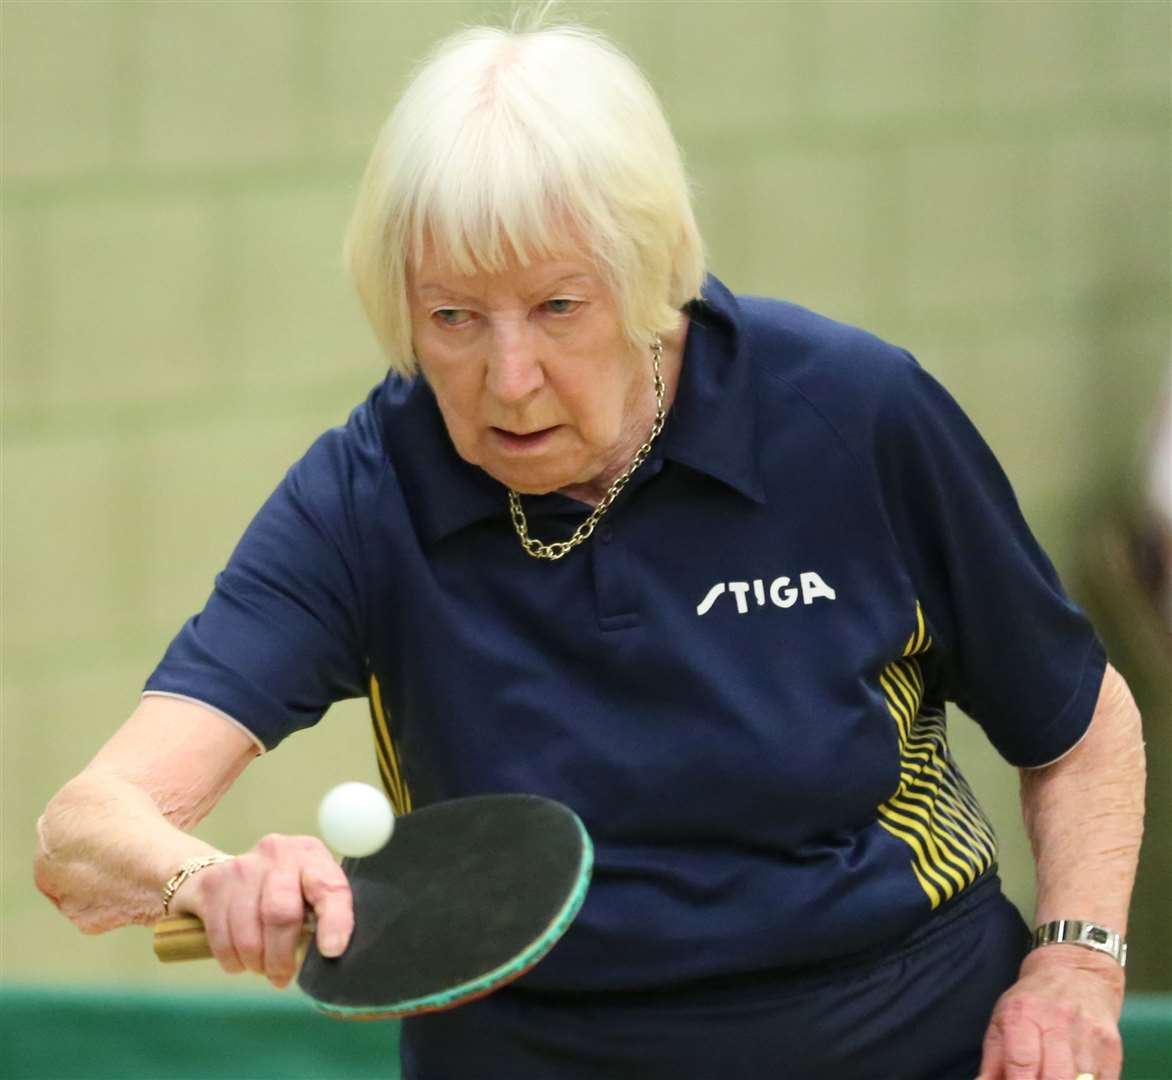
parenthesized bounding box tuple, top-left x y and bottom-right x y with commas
(320, 933, 346, 958)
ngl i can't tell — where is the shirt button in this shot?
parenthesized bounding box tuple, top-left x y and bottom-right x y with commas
(599, 525, 613, 544)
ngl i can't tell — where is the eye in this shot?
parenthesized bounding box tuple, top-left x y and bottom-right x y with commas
(432, 308, 475, 327)
(541, 298, 581, 316)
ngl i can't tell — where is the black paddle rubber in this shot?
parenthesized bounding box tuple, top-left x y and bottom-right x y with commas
(297, 793, 593, 1020)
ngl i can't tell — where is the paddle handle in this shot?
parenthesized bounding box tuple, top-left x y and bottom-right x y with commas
(153, 913, 318, 963)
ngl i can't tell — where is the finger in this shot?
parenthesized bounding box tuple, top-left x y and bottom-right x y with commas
(299, 843, 353, 958)
(1086, 1016, 1124, 1080)
(1001, 998, 1044, 1079)
(191, 862, 245, 975)
(1071, 1006, 1096, 1080)
(201, 899, 246, 975)
(259, 860, 306, 988)
(227, 886, 267, 976)
(1039, 1006, 1076, 1080)
(977, 1014, 1005, 1080)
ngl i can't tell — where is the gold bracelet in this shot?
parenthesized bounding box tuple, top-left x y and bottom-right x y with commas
(161, 854, 233, 915)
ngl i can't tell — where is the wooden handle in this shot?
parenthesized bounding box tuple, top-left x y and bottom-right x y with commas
(153, 913, 317, 963)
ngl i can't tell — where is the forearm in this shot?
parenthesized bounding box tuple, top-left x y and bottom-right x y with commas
(35, 697, 260, 932)
(34, 768, 227, 932)
(1018, 663, 1145, 993)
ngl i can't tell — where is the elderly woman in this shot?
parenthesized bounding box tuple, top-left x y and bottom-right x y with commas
(35, 20, 1143, 1080)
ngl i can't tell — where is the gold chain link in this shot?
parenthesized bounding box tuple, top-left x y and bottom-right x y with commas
(508, 336, 665, 560)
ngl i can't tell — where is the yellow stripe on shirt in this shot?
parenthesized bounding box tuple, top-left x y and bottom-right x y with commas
(368, 674, 413, 815)
(876, 603, 996, 908)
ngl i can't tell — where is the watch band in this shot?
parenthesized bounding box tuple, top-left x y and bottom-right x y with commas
(1032, 919, 1127, 969)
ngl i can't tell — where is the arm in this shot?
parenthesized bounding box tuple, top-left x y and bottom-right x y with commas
(978, 662, 1146, 1080)
(34, 695, 353, 987)
(34, 696, 257, 931)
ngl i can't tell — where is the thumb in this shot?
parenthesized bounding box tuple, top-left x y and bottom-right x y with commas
(977, 1017, 1004, 1080)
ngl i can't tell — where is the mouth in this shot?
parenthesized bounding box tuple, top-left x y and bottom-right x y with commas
(490, 426, 560, 453)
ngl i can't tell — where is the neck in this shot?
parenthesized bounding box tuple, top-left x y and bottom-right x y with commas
(557, 316, 688, 506)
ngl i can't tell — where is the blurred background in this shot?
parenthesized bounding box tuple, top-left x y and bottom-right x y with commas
(2, 0, 1169, 1073)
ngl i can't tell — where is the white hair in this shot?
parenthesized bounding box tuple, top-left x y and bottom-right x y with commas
(344, 19, 706, 376)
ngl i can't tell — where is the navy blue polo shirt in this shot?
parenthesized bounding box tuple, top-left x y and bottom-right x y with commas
(145, 275, 1106, 990)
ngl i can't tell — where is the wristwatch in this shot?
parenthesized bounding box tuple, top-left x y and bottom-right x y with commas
(1032, 919, 1127, 969)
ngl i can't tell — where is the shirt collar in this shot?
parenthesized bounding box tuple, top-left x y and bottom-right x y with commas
(375, 374, 507, 547)
(660, 274, 765, 504)
(378, 272, 764, 548)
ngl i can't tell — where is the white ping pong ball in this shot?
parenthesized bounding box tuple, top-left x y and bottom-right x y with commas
(317, 782, 394, 857)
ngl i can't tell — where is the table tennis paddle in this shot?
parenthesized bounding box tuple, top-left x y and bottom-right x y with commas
(153, 793, 593, 1020)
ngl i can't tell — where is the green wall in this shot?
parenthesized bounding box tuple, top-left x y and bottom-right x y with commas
(3, 0, 1169, 997)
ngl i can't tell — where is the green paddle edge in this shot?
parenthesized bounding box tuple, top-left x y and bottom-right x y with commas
(309, 809, 594, 1021)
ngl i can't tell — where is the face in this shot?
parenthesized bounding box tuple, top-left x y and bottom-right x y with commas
(408, 247, 654, 498)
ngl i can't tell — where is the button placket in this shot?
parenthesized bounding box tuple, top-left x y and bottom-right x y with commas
(592, 523, 640, 630)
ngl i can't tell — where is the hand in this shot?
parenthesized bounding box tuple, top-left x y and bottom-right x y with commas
(977, 946, 1125, 1080)
(172, 834, 353, 990)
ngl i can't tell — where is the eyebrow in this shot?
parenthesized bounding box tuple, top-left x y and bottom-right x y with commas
(415, 272, 595, 301)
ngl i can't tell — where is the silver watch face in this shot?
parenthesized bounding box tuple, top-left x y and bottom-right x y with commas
(1033, 920, 1125, 968)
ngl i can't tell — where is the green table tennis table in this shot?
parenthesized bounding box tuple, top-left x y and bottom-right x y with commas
(2, 985, 1168, 1079)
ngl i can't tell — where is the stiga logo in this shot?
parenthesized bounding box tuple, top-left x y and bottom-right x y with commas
(696, 572, 837, 616)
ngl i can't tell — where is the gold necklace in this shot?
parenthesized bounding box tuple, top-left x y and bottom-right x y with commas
(508, 335, 665, 560)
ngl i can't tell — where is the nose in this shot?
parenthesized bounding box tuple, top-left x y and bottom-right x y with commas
(485, 319, 544, 404)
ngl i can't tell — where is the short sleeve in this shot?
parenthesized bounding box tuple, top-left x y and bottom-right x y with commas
(144, 410, 380, 750)
(873, 354, 1106, 767)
